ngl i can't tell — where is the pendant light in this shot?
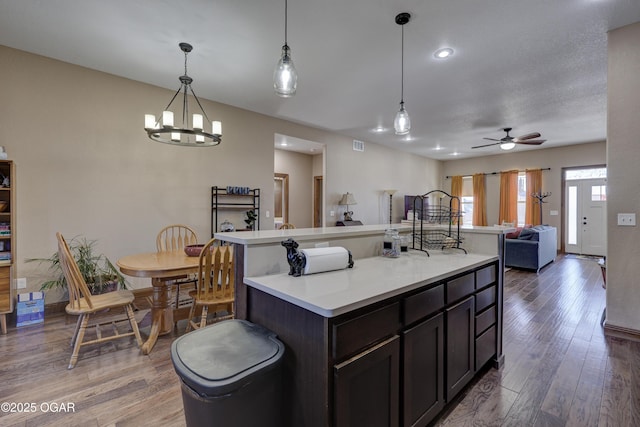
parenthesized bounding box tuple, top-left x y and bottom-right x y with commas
(274, 0, 298, 97)
(394, 13, 411, 135)
(144, 43, 222, 146)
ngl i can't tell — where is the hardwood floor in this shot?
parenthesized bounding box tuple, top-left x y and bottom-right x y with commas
(0, 254, 637, 426)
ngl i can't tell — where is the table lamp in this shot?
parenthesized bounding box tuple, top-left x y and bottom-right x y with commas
(338, 192, 357, 221)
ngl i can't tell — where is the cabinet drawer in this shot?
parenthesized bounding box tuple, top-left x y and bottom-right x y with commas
(404, 284, 444, 325)
(475, 307, 495, 336)
(446, 272, 474, 304)
(475, 325, 496, 370)
(0, 266, 10, 280)
(333, 302, 401, 361)
(475, 286, 496, 313)
(475, 265, 496, 289)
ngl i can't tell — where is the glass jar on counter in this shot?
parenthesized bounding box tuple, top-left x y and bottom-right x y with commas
(382, 228, 401, 258)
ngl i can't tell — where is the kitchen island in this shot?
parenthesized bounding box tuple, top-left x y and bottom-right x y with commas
(214, 225, 510, 427)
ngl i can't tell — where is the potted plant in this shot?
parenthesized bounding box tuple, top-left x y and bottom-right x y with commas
(26, 235, 129, 294)
(244, 209, 258, 230)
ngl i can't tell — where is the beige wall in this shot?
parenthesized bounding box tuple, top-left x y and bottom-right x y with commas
(274, 149, 315, 228)
(0, 45, 440, 302)
(442, 141, 606, 248)
(606, 22, 640, 333)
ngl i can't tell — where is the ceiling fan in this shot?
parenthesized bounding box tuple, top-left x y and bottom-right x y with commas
(472, 127, 546, 150)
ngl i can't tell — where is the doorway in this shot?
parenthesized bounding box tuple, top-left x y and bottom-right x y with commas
(274, 173, 289, 227)
(314, 176, 323, 227)
(564, 167, 607, 256)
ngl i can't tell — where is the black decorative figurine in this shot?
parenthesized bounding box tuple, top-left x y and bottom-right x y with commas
(282, 238, 306, 277)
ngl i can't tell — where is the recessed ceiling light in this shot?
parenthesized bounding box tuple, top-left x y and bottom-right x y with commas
(372, 126, 387, 133)
(433, 145, 444, 151)
(434, 48, 454, 59)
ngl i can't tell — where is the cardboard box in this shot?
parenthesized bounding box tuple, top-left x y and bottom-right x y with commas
(16, 292, 45, 327)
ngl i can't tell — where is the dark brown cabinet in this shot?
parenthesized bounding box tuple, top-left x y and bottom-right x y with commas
(403, 313, 444, 427)
(334, 335, 400, 427)
(445, 296, 475, 400)
(247, 260, 500, 427)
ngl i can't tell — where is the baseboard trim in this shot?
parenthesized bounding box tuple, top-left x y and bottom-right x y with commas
(603, 322, 640, 342)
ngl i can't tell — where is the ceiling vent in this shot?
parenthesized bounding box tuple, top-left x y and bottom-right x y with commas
(353, 140, 364, 152)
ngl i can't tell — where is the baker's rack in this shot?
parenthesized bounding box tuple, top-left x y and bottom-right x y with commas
(411, 190, 466, 256)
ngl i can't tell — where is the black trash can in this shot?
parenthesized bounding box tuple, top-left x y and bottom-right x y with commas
(171, 319, 285, 427)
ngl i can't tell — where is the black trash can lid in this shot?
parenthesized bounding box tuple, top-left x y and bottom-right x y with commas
(171, 319, 284, 396)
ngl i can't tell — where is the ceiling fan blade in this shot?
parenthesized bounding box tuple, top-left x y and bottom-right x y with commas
(514, 132, 541, 141)
(482, 138, 503, 142)
(516, 139, 546, 145)
(472, 142, 501, 149)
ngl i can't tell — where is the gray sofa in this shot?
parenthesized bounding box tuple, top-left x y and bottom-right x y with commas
(505, 225, 557, 272)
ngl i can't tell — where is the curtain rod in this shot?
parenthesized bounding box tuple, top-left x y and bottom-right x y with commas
(445, 167, 550, 179)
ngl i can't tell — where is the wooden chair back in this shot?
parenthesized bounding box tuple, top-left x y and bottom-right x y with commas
(194, 239, 234, 303)
(156, 224, 198, 252)
(279, 223, 296, 229)
(57, 232, 94, 311)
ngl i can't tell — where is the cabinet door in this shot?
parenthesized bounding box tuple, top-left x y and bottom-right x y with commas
(403, 313, 444, 427)
(445, 296, 475, 400)
(334, 335, 400, 427)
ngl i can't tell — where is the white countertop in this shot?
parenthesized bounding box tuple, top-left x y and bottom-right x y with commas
(215, 224, 411, 245)
(216, 223, 512, 246)
(245, 250, 498, 318)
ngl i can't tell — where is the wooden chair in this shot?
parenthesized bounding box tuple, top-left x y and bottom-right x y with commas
(57, 232, 142, 369)
(186, 239, 235, 332)
(279, 223, 296, 229)
(156, 225, 199, 315)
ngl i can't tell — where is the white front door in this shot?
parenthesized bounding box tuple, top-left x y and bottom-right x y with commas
(565, 178, 607, 256)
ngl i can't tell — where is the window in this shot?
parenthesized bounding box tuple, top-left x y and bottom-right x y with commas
(591, 185, 606, 201)
(461, 177, 473, 226)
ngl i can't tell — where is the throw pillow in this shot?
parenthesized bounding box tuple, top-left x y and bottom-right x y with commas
(506, 227, 523, 239)
(517, 228, 537, 240)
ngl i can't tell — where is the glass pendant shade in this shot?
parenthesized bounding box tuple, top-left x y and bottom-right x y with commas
(394, 102, 411, 135)
(500, 142, 516, 150)
(274, 45, 298, 97)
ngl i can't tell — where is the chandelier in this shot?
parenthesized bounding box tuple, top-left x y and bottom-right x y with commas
(144, 43, 222, 147)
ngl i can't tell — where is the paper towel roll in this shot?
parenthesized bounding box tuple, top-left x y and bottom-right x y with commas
(300, 247, 351, 275)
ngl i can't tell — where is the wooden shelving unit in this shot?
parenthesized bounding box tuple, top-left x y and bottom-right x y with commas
(0, 160, 15, 334)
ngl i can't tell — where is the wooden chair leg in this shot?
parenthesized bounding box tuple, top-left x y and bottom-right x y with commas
(69, 314, 90, 369)
(200, 306, 209, 329)
(125, 304, 143, 347)
(70, 315, 83, 348)
(185, 304, 197, 333)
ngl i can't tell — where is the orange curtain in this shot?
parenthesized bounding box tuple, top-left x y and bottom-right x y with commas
(525, 169, 543, 225)
(499, 170, 518, 225)
(472, 173, 487, 226)
(450, 176, 463, 224)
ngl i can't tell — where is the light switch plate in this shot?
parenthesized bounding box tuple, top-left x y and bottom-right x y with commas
(617, 213, 636, 226)
(16, 278, 27, 289)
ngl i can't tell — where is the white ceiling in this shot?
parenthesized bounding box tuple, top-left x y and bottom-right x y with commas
(1, 0, 639, 160)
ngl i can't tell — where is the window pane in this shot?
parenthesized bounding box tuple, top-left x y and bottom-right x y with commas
(568, 186, 577, 245)
(566, 168, 607, 180)
(591, 185, 607, 201)
(461, 196, 473, 226)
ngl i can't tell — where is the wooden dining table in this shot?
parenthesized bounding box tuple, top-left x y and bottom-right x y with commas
(117, 251, 200, 354)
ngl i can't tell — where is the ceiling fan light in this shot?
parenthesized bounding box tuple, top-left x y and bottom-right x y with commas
(394, 103, 411, 135)
(500, 142, 516, 150)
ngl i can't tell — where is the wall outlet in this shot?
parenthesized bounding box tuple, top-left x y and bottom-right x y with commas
(330, 211, 335, 217)
(617, 213, 636, 226)
(16, 277, 27, 289)
(265, 210, 270, 218)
